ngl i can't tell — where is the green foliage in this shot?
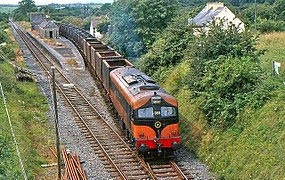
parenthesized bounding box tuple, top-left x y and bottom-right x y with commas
(0, 29, 8, 44)
(161, 32, 285, 179)
(241, 3, 275, 24)
(198, 91, 285, 179)
(13, 0, 38, 21)
(190, 20, 262, 63)
(257, 18, 285, 32)
(61, 16, 83, 27)
(109, 0, 178, 59)
(0, 24, 16, 61)
(139, 11, 196, 77)
(0, 23, 51, 178)
(0, 63, 51, 178)
(0, 13, 8, 23)
(198, 56, 270, 128)
(131, 0, 178, 47)
(185, 19, 268, 128)
(274, 0, 285, 20)
(97, 18, 110, 34)
(109, 0, 146, 58)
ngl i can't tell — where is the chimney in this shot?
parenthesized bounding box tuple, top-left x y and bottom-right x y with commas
(206, 2, 224, 11)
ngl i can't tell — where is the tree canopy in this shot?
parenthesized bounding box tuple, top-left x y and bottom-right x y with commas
(109, 0, 178, 59)
(13, 0, 37, 21)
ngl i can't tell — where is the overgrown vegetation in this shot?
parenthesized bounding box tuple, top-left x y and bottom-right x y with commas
(135, 1, 285, 178)
(108, 0, 178, 59)
(13, 0, 37, 21)
(0, 17, 53, 178)
(7, 0, 285, 178)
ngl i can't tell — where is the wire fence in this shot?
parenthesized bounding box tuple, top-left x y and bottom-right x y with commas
(0, 82, 27, 180)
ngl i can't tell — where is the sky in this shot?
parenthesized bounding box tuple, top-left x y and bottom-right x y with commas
(0, 0, 114, 5)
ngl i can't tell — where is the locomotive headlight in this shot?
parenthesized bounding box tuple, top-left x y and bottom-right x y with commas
(151, 96, 161, 104)
(161, 107, 176, 117)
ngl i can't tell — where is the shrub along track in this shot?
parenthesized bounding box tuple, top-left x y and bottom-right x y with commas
(10, 20, 192, 180)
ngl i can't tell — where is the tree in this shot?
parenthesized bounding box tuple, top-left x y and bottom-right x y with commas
(97, 18, 110, 34)
(61, 16, 83, 28)
(185, 19, 267, 128)
(109, 0, 179, 59)
(13, 0, 38, 21)
(109, 0, 146, 58)
(131, 0, 178, 47)
(0, 13, 8, 23)
(274, 0, 285, 20)
(139, 11, 195, 78)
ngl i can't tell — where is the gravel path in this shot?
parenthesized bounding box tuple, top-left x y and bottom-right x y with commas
(13, 26, 216, 179)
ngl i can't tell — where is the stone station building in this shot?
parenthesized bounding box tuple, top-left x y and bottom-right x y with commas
(39, 19, 59, 39)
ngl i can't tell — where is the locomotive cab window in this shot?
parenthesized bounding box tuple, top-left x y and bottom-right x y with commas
(161, 106, 177, 117)
(137, 107, 154, 118)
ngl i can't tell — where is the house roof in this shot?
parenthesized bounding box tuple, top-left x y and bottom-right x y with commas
(191, 2, 233, 26)
(39, 19, 58, 29)
(30, 12, 45, 23)
(91, 19, 99, 28)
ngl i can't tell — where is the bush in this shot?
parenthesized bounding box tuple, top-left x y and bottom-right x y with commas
(197, 56, 269, 128)
(257, 18, 285, 33)
(185, 19, 270, 129)
(139, 11, 195, 76)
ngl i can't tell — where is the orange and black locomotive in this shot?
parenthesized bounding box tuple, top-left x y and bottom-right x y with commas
(59, 24, 181, 155)
(110, 68, 181, 154)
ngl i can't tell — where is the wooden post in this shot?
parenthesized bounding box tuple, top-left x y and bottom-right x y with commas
(273, 61, 275, 75)
(51, 66, 61, 179)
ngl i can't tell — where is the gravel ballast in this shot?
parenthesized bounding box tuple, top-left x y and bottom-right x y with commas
(13, 26, 216, 179)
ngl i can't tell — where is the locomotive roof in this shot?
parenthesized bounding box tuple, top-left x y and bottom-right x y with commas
(110, 67, 177, 109)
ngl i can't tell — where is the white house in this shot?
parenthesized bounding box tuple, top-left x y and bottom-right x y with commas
(90, 19, 103, 39)
(189, 2, 245, 34)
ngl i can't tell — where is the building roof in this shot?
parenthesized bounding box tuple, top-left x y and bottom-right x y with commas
(190, 2, 234, 26)
(30, 12, 45, 23)
(91, 19, 99, 28)
(39, 19, 58, 29)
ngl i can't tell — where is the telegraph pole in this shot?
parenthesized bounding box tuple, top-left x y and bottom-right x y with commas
(51, 66, 61, 179)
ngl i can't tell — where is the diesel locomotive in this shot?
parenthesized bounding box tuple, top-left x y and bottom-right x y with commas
(59, 24, 181, 155)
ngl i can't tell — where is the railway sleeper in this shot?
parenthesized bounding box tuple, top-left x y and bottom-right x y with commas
(125, 173, 149, 179)
(155, 172, 179, 177)
(107, 150, 133, 156)
(103, 144, 127, 149)
(113, 158, 138, 164)
(80, 115, 100, 119)
(109, 154, 137, 160)
(120, 165, 144, 171)
(151, 164, 173, 168)
(152, 168, 176, 173)
(97, 140, 123, 146)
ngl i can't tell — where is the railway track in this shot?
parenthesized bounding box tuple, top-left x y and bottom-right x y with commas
(10, 20, 191, 180)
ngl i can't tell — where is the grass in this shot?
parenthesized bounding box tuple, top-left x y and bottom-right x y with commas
(0, 22, 55, 178)
(0, 6, 17, 13)
(67, 59, 78, 66)
(161, 32, 285, 179)
(17, 21, 31, 32)
(43, 38, 57, 46)
(257, 32, 285, 76)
